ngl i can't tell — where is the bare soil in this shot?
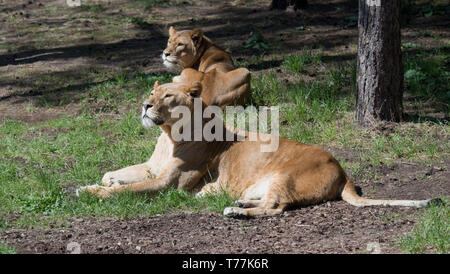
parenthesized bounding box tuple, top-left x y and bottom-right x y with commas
(0, 208, 420, 254)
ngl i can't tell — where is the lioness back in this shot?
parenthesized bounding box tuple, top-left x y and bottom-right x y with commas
(174, 68, 250, 107)
(215, 136, 345, 205)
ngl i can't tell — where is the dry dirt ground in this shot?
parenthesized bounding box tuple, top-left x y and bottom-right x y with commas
(0, 0, 449, 253)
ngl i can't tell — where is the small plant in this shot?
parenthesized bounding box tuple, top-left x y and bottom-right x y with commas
(125, 17, 147, 27)
(244, 29, 269, 52)
(402, 42, 422, 49)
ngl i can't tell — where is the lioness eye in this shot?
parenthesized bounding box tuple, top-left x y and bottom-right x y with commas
(164, 94, 172, 98)
(177, 43, 184, 47)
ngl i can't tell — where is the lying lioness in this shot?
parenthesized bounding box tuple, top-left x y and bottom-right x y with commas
(98, 27, 251, 185)
(99, 68, 249, 180)
(78, 81, 436, 217)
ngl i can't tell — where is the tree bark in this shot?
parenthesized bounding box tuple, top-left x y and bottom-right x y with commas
(356, 0, 403, 126)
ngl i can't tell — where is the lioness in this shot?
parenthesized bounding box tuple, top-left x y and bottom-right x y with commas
(98, 28, 251, 185)
(162, 26, 250, 107)
(162, 26, 233, 74)
(78, 81, 436, 217)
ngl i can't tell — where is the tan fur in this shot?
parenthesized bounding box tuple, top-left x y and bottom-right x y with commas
(79, 82, 435, 217)
(173, 68, 250, 107)
(163, 26, 234, 73)
(163, 26, 250, 107)
(96, 29, 251, 192)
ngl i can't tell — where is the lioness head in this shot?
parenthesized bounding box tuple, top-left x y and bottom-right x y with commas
(162, 26, 204, 70)
(141, 81, 202, 129)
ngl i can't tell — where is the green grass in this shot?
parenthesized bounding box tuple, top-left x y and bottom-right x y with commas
(0, 242, 15, 254)
(75, 188, 236, 217)
(251, 57, 448, 165)
(82, 71, 174, 106)
(0, 70, 234, 228)
(0, 112, 237, 228)
(32, 70, 174, 108)
(282, 48, 323, 73)
(403, 47, 449, 114)
(399, 198, 449, 254)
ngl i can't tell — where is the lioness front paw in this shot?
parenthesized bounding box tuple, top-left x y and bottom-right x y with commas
(101, 172, 122, 187)
(223, 207, 246, 217)
(76, 185, 113, 199)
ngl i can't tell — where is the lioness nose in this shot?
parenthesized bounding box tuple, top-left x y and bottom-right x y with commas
(143, 103, 153, 111)
(163, 51, 170, 57)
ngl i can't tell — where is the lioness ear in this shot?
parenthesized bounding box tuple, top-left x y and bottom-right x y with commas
(169, 26, 176, 36)
(191, 28, 203, 46)
(189, 81, 202, 97)
(153, 81, 160, 89)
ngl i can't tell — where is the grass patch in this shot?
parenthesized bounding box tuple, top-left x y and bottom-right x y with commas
(250, 55, 448, 165)
(282, 48, 323, 73)
(83, 71, 173, 105)
(399, 198, 449, 254)
(73, 188, 235, 218)
(0, 242, 15, 254)
(0, 107, 235, 227)
(403, 46, 449, 115)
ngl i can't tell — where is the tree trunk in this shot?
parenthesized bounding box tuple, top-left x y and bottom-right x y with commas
(356, 0, 403, 126)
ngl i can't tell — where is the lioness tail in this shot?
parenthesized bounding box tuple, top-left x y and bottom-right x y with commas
(340, 176, 439, 208)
